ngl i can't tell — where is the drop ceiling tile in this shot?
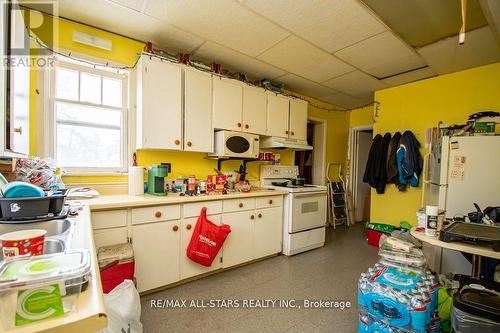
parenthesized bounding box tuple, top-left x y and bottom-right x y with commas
(107, 0, 145, 12)
(483, 0, 500, 39)
(417, 27, 500, 75)
(276, 73, 338, 99)
(57, 0, 204, 53)
(258, 36, 354, 83)
(320, 92, 365, 109)
(335, 31, 425, 78)
(193, 42, 285, 80)
(245, 0, 386, 52)
(144, 0, 290, 57)
(322, 70, 388, 99)
(382, 67, 436, 87)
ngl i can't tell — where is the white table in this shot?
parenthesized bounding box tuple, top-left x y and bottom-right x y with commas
(410, 227, 500, 277)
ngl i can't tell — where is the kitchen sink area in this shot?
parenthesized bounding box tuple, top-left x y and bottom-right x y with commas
(0, 219, 74, 260)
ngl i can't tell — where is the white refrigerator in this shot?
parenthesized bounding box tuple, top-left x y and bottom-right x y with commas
(423, 135, 500, 274)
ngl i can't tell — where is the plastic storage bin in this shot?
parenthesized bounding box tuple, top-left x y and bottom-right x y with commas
(98, 243, 135, 294)
(0, 249, 91, 330)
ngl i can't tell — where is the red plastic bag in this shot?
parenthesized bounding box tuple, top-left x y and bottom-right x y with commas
(187, 208, 231, 267)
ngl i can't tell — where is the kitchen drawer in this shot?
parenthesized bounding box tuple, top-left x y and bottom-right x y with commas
(223, 198, 255, 213)
(183, 200, 222, 218)
(256, 196, 283, 209)
(131, 205, 181, 225)
(91, 210, 127, 230)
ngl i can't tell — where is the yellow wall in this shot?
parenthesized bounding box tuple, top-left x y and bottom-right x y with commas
(30, 14, 346, 184)
(349, 105, 374, 128)
(371, 62, 500, 226)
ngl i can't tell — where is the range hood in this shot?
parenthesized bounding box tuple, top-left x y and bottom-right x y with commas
(259, 136, 313, 151)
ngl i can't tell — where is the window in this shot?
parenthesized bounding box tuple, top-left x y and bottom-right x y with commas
(49, 60, 128, 173)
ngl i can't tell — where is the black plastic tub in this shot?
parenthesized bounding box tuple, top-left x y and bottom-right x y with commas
(0, 189, 68, 220)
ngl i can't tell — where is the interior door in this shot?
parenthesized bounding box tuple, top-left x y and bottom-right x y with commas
(354, 131, 372, 222)
(242, 85, 267, 135)
(184, 68, 213, 152)
(289, 99, 308, 141)
(212, 77, 242, 131)
(140, 57, 182, 150)
(266, 93, 289, 138)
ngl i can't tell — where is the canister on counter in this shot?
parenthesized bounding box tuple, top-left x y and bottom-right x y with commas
(425, 205, 438, 237)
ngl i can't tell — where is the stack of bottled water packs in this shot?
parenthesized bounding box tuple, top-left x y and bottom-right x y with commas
(358, 235, 440, 333)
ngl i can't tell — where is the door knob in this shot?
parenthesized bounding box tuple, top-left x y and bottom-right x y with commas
(258, 213, 262, 218)
(285, 130, 289, 135)
(269, 199, 273, 204)
(245, 124, 249, 129)
(186, 224, 192, 230)
(155, 211, 162, 218)
(250, 215, 255, 220)
(187, 141, 192, 147)
(237, 122, 242, 127)
(175, 139, 180, 145)
(13, 126, 22, 135)
(238, 203, 244, 208)
(291, 131, 295, 136)
(173, 225, 179, 231)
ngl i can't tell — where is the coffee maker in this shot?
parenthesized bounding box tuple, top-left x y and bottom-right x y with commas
(147, 163, 171, 196)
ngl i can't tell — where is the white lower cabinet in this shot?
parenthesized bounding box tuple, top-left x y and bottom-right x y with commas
(132, 220, 181, 292)
(93, 227, 128, 250)
(222, 211, 255, 268)
(181, 214, 222, 279)
(254, 207, 283, 258)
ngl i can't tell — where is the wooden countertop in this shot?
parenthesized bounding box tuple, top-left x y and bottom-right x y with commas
(410, 227, 500, 259)
(2, 206, 107, 333)
(79, 189, 287, 211)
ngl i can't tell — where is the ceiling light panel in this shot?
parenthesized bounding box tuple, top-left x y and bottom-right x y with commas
(335, 31, 426, 78)
(144, 0, 289, 57)
(244, 0, 386, 53)
(276, 73, 339, 99)
(382, 67, 436, 87)
(258, 36, 354, 82)
(193, 41, 286, 80)
(322, 70, 388, 99)
(417, 27, 500, 74)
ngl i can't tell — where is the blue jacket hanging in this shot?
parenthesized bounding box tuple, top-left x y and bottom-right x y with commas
(396, 131, 423, 189)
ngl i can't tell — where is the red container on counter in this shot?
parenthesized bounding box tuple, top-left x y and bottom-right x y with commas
(207, 175, 227, 192)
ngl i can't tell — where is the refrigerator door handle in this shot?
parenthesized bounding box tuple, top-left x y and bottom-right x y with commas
(421, 152, 431, 208)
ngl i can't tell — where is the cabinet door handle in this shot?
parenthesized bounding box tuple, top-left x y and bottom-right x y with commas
(187, 141, 192, 147)
(186, 224, 192, 230)
(269, 199, 273, 204)
(245, 124, 249, 129)
(285, 130, 289, 135)
(237, 122, 242, 128)
(250, 215, 255, 220)
(291, 131, 295, 136)
(13, 126, 22, 135)
(175, 139, 180, 145)
(238, 203, 244, 208)
(173, 225, 179, 232)
(258, 213, 262, 218)
(154, 211, 162, 218)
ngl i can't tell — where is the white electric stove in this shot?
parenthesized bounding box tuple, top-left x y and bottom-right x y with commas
(260, 165, 327, 255)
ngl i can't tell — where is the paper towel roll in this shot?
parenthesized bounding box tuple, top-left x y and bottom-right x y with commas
(128, 166, 144, 195)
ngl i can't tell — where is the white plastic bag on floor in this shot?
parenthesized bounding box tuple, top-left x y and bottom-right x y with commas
(98, 280, 143, 333)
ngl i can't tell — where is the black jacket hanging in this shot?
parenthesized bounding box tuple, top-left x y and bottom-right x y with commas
(363, 133, 392, 194)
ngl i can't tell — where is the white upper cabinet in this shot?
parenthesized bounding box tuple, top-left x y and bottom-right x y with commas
(136, 56, 182, 150)
(289, 98, 308, 141)
(213, 77, 243, 131)
(184, 68, 213, 153)
(242, 85, 267, 135)
(266, 92, 289, 138)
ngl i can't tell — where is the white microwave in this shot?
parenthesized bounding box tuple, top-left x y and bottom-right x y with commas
(209, 131, 259, 158)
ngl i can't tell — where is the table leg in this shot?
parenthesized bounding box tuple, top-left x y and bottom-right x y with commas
(471, 255, 483, 278)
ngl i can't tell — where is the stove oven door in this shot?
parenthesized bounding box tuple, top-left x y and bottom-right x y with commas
(288, 192, 327, 233)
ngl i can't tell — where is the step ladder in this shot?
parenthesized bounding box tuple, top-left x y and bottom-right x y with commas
(326, 163, 351, 229)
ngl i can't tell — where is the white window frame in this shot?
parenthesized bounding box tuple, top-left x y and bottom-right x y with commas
(47, 59, 129, 174)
